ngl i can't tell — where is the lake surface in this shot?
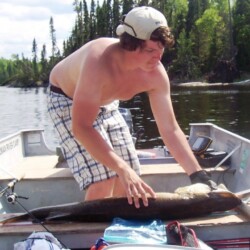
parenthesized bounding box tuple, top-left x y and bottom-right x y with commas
(0, 85, 250, 150)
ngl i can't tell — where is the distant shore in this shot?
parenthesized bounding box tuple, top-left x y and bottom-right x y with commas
(175, 79, 250, 87)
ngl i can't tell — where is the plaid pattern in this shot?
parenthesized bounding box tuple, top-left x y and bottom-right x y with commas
(47, 88, 140, 190)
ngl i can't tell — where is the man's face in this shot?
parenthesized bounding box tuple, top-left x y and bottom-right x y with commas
(137, 40, 165, 71)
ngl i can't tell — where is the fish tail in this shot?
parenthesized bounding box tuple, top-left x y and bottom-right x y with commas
(0, 214, 27, 225)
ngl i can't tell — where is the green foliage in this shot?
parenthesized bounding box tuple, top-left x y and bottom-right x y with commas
(0, 0, 249, 87)
(233, 0, 250, 70)
(195, 7, 225, 71)
(0, 59, 12, 85)
(172, 29, 201, 81)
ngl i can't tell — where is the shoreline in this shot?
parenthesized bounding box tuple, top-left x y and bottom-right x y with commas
(174, 79, 250, 87)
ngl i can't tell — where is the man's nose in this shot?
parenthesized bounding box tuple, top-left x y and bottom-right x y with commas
(154, 49, 164, 60)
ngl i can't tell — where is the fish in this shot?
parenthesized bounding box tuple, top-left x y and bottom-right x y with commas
(0, 185, 242, 224)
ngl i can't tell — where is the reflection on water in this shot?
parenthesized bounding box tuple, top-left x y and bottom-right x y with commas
(174, 86, 250, 138)
(0, 85, 250, 149)
(120, 86, 250, 148)
(0, 87, 58, 150)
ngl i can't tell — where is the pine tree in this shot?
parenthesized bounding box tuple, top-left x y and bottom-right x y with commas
(89, 0, 97, 40)
(49, 17, 59, 66)
(40, 44, 49, 83)
(32, 38, 39, 82)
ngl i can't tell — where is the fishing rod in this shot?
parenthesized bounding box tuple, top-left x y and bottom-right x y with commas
(0, 167, 69, 249)
(0, 169, 28, 203)
(0, 163, 30, 201)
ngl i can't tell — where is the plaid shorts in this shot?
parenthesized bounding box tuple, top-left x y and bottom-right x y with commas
(47, 86, 140, 190)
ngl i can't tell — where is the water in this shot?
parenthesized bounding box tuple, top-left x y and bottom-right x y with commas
(0, 87, 58, 150)
(0, 85, 250, 150)
(121, 85, 250, 148)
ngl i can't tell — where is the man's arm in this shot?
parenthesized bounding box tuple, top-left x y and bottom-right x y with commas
(71, 72, 155, 208)
(148, 68, 201, 175)
(148, 66, 216, 188)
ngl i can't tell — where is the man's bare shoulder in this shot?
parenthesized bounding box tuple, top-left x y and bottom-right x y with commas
(67, 37, 119, 70)
(50, 38, 118, 84)
(79, 37, 118, 55)
(90, 37, 119, 46)
(146, 63, 170, 88)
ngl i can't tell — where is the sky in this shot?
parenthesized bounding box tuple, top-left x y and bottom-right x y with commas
(0, 0, 77, 59)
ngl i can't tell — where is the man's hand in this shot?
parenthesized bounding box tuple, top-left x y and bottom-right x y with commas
(189, 170, 217, 190)
(118, 167, 156, 208)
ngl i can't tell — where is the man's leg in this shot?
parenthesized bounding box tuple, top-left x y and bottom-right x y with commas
(104, 108, 141, 198)
(85, 177, 126, 200)
(113, 177, 127, 197)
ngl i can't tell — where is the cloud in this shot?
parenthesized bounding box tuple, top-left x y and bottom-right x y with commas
(0, 3, 51, 21)
(0, 0, 75, 59)
(1, 0, 74, 16)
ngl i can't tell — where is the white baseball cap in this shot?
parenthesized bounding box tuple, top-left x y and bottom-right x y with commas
(116, 6, 168, 40)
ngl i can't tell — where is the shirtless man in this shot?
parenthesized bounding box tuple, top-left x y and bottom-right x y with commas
(48, 6, 215, 209)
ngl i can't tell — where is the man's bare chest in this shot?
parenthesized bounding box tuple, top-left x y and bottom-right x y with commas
(101, 74, 151, 102)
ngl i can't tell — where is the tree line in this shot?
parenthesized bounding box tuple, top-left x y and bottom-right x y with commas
(0, 0, 249, 87)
